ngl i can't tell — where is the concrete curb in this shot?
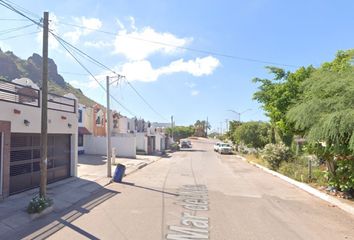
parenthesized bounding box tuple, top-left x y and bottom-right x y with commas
(236, 155, 354, 216)
(123, 155, 164, 177)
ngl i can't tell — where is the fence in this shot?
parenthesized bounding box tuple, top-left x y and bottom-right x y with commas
(0, 79, 76, 113)
(0, 79, 40, 107)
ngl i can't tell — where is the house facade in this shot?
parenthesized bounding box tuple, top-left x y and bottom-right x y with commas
(0, 78, 78, 198)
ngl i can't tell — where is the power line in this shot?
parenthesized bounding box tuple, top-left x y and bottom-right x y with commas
(51, 33, 168, 121)
(0, 0, 40, 19)
(0, 2, 174, 121)
(0, 30, 40, 40)
(0, 0, 139, 118)
(124, 79, 169, 121)
(51, 33, 136, 117)
(57, 21, 301, 68)
(0, 0, 42, 27)
(0, 23, 35, 35)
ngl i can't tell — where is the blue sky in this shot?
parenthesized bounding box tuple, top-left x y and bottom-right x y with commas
(1, 0, 354, 132)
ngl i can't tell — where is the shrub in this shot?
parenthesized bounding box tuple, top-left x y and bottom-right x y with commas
(27, 196, 53, 214)
(328, 159, 354, 193)
(261, 143, 293, 170)
(170, 143, 180, 151)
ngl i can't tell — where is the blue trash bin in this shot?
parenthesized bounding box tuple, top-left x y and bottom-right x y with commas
(113, 164, 126, 183)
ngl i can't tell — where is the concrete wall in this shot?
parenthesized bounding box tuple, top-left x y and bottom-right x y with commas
(84, 134, 136, 158)
(0, 94, 78, 179)
(118, 117, 128, 133)
(0, 100, 78, 134)
(136, 132, 147, 152)
(155, 134, 166, 151)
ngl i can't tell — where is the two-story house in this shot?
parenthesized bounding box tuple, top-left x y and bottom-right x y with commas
(0, 78, 78, 198)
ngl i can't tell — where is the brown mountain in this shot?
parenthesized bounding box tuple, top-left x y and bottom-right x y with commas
(0, 48, 96, 106)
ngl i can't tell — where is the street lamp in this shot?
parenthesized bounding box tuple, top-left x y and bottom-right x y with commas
(106, 74, 125, 177)
(227, 109, 252, 122)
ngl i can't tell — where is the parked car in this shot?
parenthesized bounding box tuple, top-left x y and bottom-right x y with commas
(180, 139, 192, 148)
(214, 142, 221, 151)
(218, 143, 233, 154)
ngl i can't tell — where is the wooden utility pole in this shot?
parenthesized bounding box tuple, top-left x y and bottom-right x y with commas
(106, 76, 112, 177)
(40, 11, 49, 198)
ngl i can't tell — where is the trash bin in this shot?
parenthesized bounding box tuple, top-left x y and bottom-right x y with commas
(113, 164, 126, 183)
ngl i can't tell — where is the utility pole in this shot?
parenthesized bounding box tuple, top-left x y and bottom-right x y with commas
(206, 117, 208, 137)
(40, 11, 49, 198)
(225, 119, 229, 133)
(106, 76, 112, 178)
(171, 115, 174, 141)
(106, 75, 124, 177)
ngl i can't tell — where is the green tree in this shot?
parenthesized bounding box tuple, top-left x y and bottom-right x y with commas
(253, 66, 315, 145)
(232, 121, 271, 148)
(166, 125, 194, 141)
(193, 120, 210, 137)
(287, 49, 354, 192)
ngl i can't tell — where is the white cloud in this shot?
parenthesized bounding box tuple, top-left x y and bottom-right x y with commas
(84, 40, 111, 48)
(63, 17, 102, 44)
(119, 56, 220, 82)
(114, 17, 192, 61)
(159, 56, 220, 77)
(191, 90, 200, 96)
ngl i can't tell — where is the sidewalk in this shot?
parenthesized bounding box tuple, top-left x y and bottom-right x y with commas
(237, 155, 354, 217)
(0, 154, 164, 238)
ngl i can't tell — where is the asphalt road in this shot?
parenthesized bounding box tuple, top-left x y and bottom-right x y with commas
(46, 138, 354, 239)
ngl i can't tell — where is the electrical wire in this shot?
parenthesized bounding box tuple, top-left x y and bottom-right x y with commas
(0, 23, 34, 35)
(51, 32, 168, 121)
(0, 0, 40, 19)
(57, 21, 301, 68)
(52, 33, 137, 117)
(0, 30, 40, 40)
(0, 0, 42, 27)
(0, 1, 173, 120)
(124, 79, 169, 121)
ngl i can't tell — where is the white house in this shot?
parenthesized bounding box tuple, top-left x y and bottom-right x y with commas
(0, 78, 78, 198)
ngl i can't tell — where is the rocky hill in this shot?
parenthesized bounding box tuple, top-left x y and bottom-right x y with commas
(0, 48, 97, 106)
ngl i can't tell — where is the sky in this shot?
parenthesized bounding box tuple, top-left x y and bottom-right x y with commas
(1, 0, 354, 132)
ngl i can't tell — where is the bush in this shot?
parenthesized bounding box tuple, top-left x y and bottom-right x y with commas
(328, 159, 354, 193)
(170, 143, 180, 151)
(27, 196, 53, 214)
(261, 143, 293, 170)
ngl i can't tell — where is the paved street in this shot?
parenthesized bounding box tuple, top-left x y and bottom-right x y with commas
(14, 139, 354, 239)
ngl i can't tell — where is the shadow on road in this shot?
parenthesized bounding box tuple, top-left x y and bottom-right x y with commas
(4, 186, 119, 240)
(78, 154, 107, 166)
(120, 181, 178, 197)
(179, 149, 207, 152)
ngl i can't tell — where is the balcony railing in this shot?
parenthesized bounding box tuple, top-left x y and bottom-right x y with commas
(48, 93, 76, 113)
(0, 79, 76, 113)
(0, 79, 40, 107)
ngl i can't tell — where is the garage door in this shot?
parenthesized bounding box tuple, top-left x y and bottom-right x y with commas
(9, 133, 71, 194)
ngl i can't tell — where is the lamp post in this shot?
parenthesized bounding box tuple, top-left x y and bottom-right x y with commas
(106, 74, 125, 177)
(227, 109, 252, 122)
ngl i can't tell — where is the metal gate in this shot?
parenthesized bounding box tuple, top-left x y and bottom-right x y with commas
(9, 133, 71, 194)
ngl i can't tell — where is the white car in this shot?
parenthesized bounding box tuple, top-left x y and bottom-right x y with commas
(180, 139, 192, 148)
(218, 143, 233, 154)
(214, 142, 221, 152)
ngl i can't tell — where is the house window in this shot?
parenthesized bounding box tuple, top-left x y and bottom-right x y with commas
(78, 109, 83, 123)
(78, 134, 84, 147)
